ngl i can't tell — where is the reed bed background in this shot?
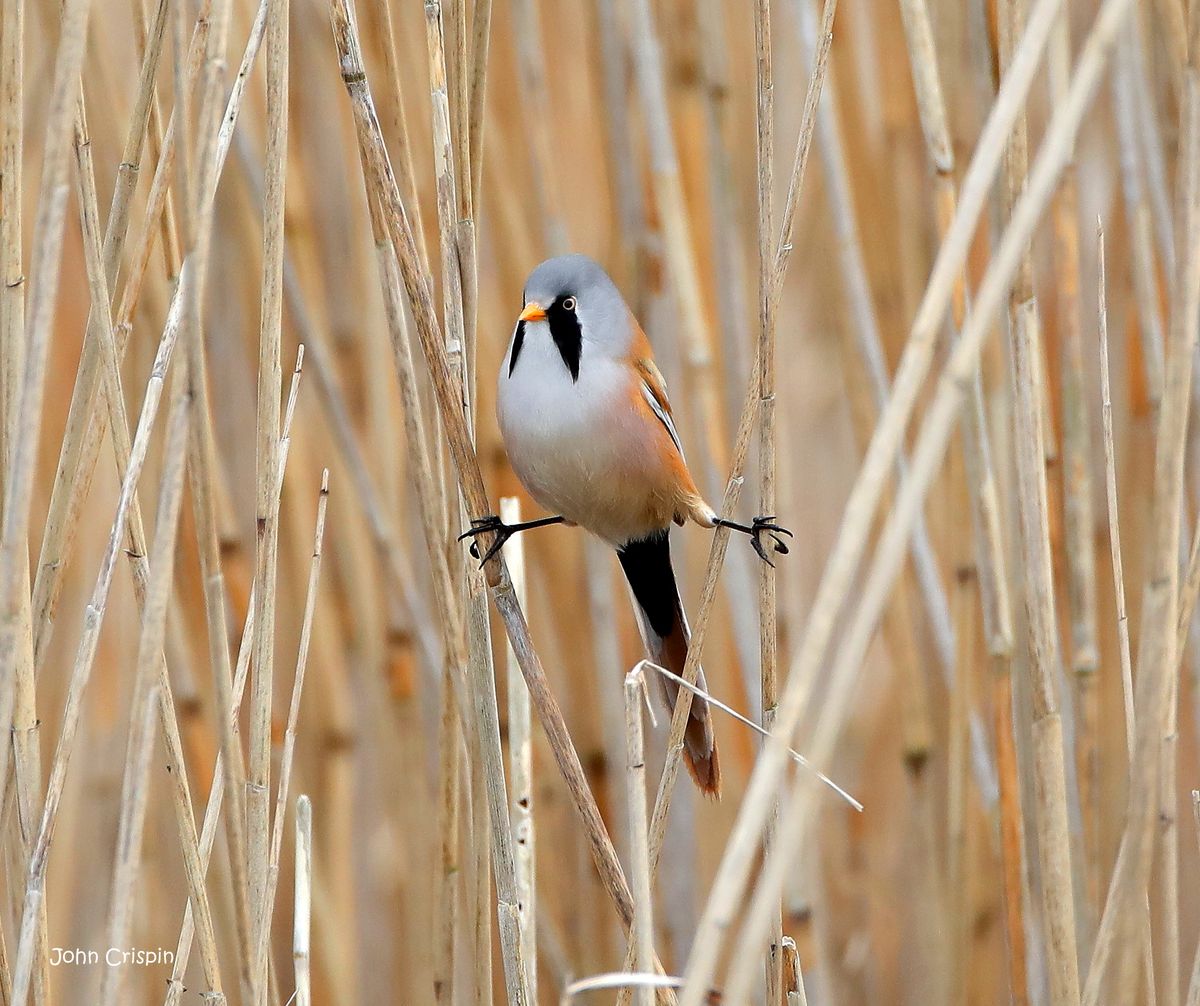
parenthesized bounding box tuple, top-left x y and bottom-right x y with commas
(1, 0, 1198, 1002)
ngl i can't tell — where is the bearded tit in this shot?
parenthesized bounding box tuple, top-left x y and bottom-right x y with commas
(462, 254, 790, 796)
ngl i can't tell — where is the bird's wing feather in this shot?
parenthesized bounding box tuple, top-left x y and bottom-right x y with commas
(631, 345, 685, 460)
(639, 373, 685, 459)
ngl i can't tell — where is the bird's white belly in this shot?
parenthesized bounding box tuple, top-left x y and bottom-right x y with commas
(498, 339, 671, 544)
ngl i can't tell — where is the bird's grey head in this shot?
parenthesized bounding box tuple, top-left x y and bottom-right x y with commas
(508, 254, 630, 382)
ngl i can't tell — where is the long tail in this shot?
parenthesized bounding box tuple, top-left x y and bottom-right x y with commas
(617, 530, 721, 797)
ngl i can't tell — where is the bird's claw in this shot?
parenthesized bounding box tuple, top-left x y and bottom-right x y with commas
(749, 516, 792, 567)
(457, 514, 509, 567)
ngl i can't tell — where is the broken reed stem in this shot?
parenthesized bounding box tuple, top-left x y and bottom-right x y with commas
(258, 471, 330, 990)
(625, 666, 656, 1006)
(997, 0, 1081, 999)
(294, 795, 313, 1006)
(248, 0, 289, 998)
(503, 496, 538, 1005)
(679, 0, 1133, 998)
(782, 937, 809, 1006)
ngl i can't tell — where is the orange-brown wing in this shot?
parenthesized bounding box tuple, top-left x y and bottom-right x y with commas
(630, 324, 684, 457)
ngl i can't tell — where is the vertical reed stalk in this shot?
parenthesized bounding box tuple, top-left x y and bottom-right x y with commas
(294, 795, 313, 1006)
(996, 1, 1081, 999)
(248, 0, 289, 997)
(752, 2, 783, 1002)
(502, 496, 537, 1004)
(625, 666, 655, 1006)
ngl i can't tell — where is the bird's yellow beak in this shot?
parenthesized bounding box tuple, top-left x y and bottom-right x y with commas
(519, 301, 547, 323)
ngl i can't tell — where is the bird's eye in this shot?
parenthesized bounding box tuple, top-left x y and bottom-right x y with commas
(562, 296, 577, 312)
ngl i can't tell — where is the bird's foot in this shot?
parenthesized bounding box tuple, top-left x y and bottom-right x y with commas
(714, 515, 793, 566)
(457, 515, 512, 566)
(457, 513, 566, 567)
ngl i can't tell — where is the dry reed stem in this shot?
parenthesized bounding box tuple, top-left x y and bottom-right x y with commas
(329, 0, 653, 967)
(808, 0, 996, 799)
(1096, 224, 1134, 758)
(1083, 7, 1200, 1001)
(511, 0, 567, 253)
(503, 496, 538, 1004)
(1097, 217, 1159, 1006)
(948, 565, 977, 1004)
(176, 6, 264, 995)
(248, 0, 289, 997)
(0, 0, 24, 831)
(99, 366, 192, 1006)
(258, 471, 330, 994)
(752, 1, 784, 1002)
(697, 0, 752, 420)
(1047, 12, 1101, 922)
(594, 0, 645, 302)
(782, 937, 808, 1006)
(436, 681, 461, 1006)
(1111, 29, 1166, 406)
(624, 666, 656, 1006)
(997, 0, 1080, 998)
(294, 795, 313, 1006)
(679, 0, 1132, 998)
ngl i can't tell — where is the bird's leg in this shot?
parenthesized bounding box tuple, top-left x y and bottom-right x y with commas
(713, 515, 793, 566)
(457, 513, 567, 566)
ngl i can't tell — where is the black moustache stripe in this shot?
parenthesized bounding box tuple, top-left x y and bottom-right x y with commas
(547, 298, 581, 381)
(508, 320, 526, 376)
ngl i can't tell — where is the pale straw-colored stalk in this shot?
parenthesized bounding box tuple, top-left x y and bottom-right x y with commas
(247, 0, 289, 997)
(503, 496, 538, 1004)
(294, 795, 313, 1006)
(997, 0, 1080, 998)
(625, 665, 656, 1006)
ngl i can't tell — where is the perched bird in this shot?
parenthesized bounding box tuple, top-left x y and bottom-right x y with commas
(462, 254, 790, 797)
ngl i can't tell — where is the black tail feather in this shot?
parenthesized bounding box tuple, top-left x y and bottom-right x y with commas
(617, 530, 721, 797)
